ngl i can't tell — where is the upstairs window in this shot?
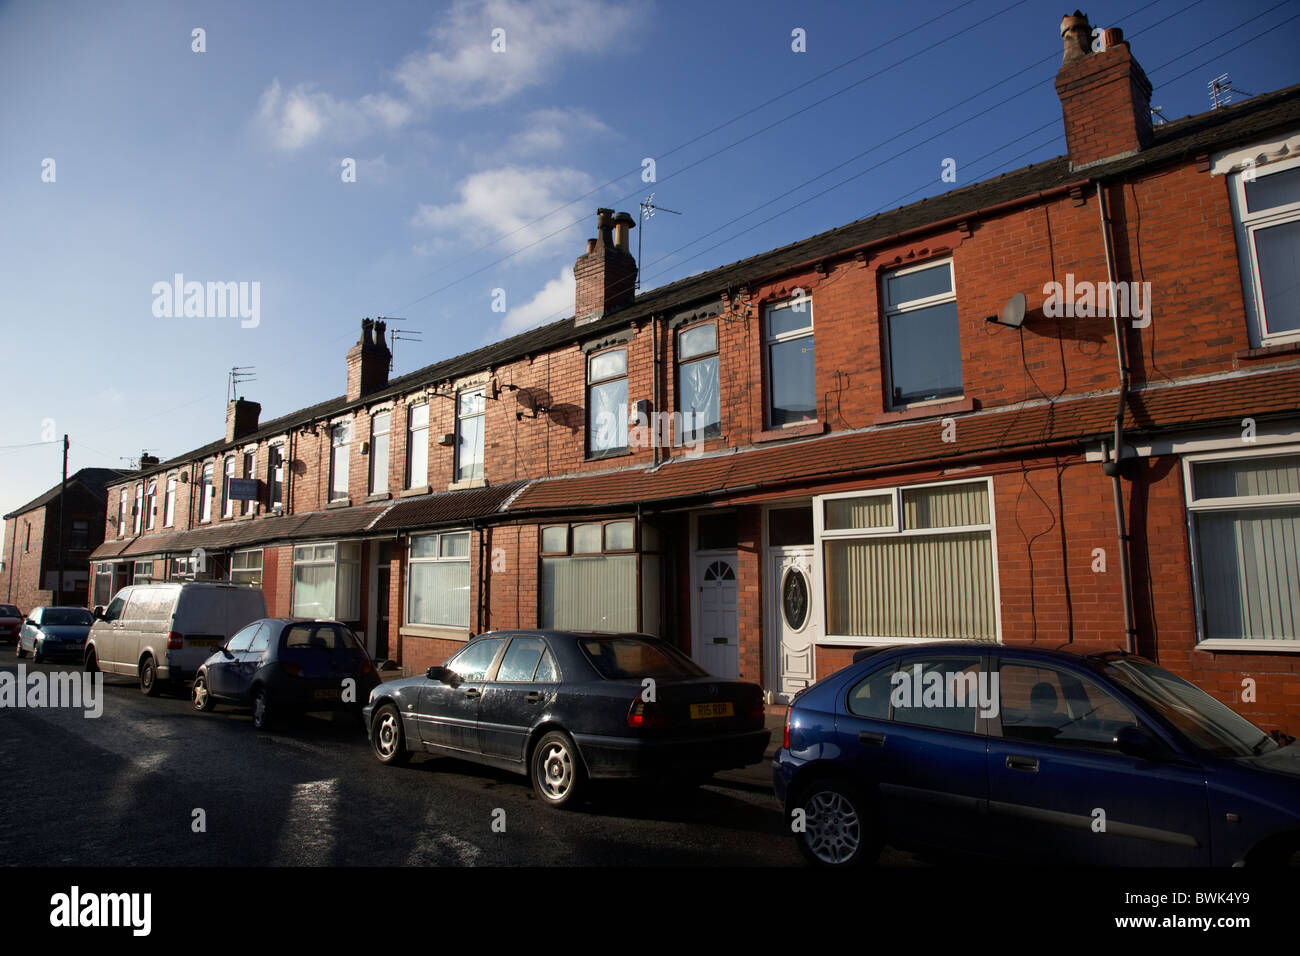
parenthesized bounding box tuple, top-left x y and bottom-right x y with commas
(267, 445, 284, 511)
(766, 300, 816, 427)
(407, 403, 429, 489)
(678, 322, 721, 441)
(199, 463, 214, 522)
(370, 412, 390, 495)
(1228, 154, 1300, 345)
(329, 421, 351, 502)
(456, 387, 486, 482)
(884, 259, 962, 407)
(222, 456, 236, 518)
(145, 479, 157, 530)
(133, 483, 143, 534)
(588, 347, 628, 457)
(163, 474, 176, 527)
(118, 489, 128, 537)
(69, 520, 88, 551)
(241, 452, 255, 515)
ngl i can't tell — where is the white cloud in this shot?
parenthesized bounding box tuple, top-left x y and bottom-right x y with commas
(255, 0, 643, 150)
(500, 266, 576, 334)
(501, 107, 612, 157)
(256, 80, 413, 151)
(394, 0, 644, 108)
(411, 165, 596, 258)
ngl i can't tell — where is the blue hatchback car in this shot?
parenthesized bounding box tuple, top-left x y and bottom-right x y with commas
(773, 642, 1300, 867)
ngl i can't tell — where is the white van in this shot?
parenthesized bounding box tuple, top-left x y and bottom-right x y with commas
(85, 582, 268, 695)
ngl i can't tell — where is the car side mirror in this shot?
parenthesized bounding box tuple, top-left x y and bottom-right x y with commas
(426, 665, 448, 682)
(1115, 725, 1162, 760)
(92, 606, 105, 620)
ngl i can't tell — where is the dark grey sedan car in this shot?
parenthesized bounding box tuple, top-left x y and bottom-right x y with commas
(16, 606, 94, 662)
(363, 630, 770, 808)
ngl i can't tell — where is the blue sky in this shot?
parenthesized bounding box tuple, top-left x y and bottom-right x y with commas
(1, 0, 1296, 511)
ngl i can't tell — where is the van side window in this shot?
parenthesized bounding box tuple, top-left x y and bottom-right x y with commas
(103, 595, 127, 623)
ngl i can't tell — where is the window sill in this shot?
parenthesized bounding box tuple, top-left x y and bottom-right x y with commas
(326, 498, 352, 509)
(399, 485, 431, 498)
(753, 421, 825, 443)
(400, 623, 471, 641)
(447, 478, 487, 491)
(365, 492, 392, 503)
(586, 449, 631, 462)
(1235, 340, 1300, 362)
(874, 396, 977, 425)
(1195, 639, 1300, 654)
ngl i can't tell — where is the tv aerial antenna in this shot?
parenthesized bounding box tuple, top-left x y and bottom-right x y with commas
(637, 193, 681, 289)
(228, 366, 257, 403)
(1208, 73, 1252, 110)
(378, 317, 421, 372)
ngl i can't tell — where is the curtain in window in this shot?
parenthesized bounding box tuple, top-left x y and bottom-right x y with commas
(825, 532, 995, 640)
(1195, 508, 1299, 640)
(680, 357, 720, 438)
(409, 561, 470, 627)
(293, 564, 335, 618)
(541, 555, 636, 631)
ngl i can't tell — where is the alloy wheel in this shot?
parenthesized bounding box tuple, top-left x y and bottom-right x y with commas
(803, 789, 862, 865)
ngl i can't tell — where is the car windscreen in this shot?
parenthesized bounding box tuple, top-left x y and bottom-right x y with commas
(1103, 657, 1276, 757)
(579, 637, 708, 680)
(0, 605, 19, 617)
(42, 608, 94, 626)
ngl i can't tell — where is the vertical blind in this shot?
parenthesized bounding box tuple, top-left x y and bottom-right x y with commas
(541, 555, 637, 632)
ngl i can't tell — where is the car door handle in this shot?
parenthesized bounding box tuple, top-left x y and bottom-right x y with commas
(1005, 754, 1039, 772)
(524, 692, 543, 703)
(858, 731, 886, 746)
(464, 688, 481, 699)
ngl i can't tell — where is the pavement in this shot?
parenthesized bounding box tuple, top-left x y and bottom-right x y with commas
(713, 705, 786, 800)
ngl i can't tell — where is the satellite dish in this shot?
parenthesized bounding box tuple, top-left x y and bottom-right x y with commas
(1000, 292, 1026, 329)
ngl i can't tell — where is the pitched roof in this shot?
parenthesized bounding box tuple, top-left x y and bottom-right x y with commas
(3, 468, 131, 520)
(118, 83, 1300, 486)
(370, 481, 527, 532)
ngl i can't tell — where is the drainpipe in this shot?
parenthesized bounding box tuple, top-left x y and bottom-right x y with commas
(1096, 180, 1137, 654)
(651, 316, 661, 467)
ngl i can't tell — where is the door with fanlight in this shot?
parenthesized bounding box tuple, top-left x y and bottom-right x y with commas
(694, 555, 739, 678)
(766, 504, 818, 703)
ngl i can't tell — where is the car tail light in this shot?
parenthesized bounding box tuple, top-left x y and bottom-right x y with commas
(749, 698, 765, 722)
(167, 632, 183, 650)
(281, 661, 302, 677)
(783, 707, 792, 749)
(359, 656, 373, 676)
(627, 697, 670, 729)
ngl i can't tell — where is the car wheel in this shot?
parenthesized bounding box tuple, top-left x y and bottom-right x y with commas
(531, 730, 585, 809)
(32, 642, 44, 664)
(251, 687, 273, 731)
(84, 648, 98, 673)
(15, 641, 26, 659)
(370, 703, 410, 765)
(139, 656, 159, 697)
(191, 674, 214, 712)
(791, 778, 881, 867)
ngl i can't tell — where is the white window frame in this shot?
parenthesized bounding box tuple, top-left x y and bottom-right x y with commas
(222, 456, 236, 518)
(764, 297, 816, 428)
(230, 548, 264, 587)
(291, 540, 361, 620)
(133, 559, 153, 584)
(1223, 145, 1300, 347)
(145, 479, 157, 530)
(882, 258, 962, 409)
(199, 463, 214, 523)
(677, 321, 722, 441)
(407, 403, 429, 489)
(118, 488, 128, 537)
(163, 473, 177, 527)
(133, 483, 143, 534)
(454, 387, 486, 482)
(329, 420, 351, 503)
(1182, 444, 1300, 652)
(370, 411, 391, 495)
(813, 476, 1001, 646)
(406, 530, 472, 629)
(587, 347, 629, 457)
(267, 443, 285, 512)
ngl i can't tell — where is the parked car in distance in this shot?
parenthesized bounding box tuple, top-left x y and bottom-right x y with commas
(16, 606, 95, 662)
(85, 582, 267, 696)
(0, 605, 22, 645)
(364, 630, 770, 808)
(774, 641, 1300, 867)
(191, 618, 378, 730)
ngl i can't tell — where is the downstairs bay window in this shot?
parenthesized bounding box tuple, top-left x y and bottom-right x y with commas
(817, 478, 998, 643)
(292, 542, 361, 621)
(407, 531, 471, 629)
(540, 519, 659, 634)
(1185, 449, 1300, 649)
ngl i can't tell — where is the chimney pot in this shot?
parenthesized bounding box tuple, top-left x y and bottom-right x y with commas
(574, 209, 638, 326)
(346, 317, 392, 400)
(1055, 14, 1152, 169)
(1059, 10, 1092, 66)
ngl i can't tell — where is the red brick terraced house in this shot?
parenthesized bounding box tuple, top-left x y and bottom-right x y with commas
(91, 15, 1300, 733)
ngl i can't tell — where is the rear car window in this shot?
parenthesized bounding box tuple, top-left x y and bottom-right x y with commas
(282, 623, 356, 651)
(496, 637, 548, 682)
(42, 608, 94, 627)
(0, 605, 20, 617)
(579, 637, 707, 680)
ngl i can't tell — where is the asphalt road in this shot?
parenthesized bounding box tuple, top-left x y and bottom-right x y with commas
(0, 656, 811, 866)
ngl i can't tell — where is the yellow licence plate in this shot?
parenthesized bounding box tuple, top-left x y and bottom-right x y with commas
(187, 638, 220, 648)
(314, 689, 341, 699)
(690, 702, 733, 720)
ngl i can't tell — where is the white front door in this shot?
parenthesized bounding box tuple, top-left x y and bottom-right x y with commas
(768, 547, 817, 702)
(694, 552, 739, 678)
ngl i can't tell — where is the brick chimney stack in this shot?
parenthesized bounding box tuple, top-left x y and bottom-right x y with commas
(139, 452, 160, 470)
(1055, 12, 1153, 170)
(574, 208, 637, 327)
(225, 397, 261, 443)
(346, 318, 392, 401)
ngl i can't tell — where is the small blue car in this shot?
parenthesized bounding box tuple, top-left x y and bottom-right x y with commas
(773, 642, 1300, 866)
(15, 606, 94, 663)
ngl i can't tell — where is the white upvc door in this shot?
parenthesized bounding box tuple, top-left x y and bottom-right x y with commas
(767, 546, 817, 702)
(693, 551, 739, 678)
